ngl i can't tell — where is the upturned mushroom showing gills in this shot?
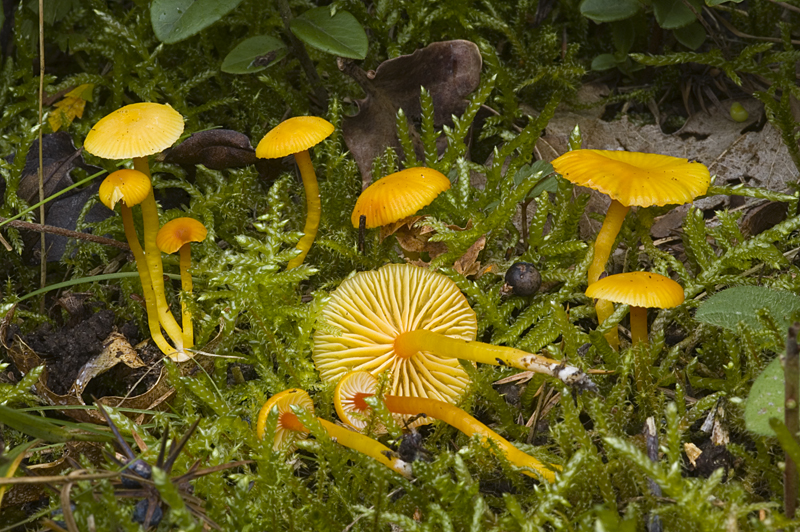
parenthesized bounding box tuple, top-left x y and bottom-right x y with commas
(585, 271, 684, 348)
(85, 103, 186, 354)
(313, 264, 597, 404)
(551, 150, 709, 349)
(256, 116, 334, 269)
(256, 388, 412, 478)
(156, 218, 208, 351)
(99, 169, 175, 358)
(335, 371, 558, 482)
(350, 167, 451, 229)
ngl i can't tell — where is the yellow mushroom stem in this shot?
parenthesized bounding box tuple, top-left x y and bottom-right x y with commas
(587, 199, 630, 350)
(133, 156, 184, 354)
(629, 306, 649, 347)
(178, 244, 194, 348)
(258, 407, 412, 478)
(119, 205, 176, 358)
(394, 329, 593, 390)
(381, 394, 557, 482)
(287, 149, 320, 270)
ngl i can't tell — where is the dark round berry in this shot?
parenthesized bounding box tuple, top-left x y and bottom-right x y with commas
(504, 262, 541, 296)
(121, 459, 152, 489)
(132, 499, 163, 526)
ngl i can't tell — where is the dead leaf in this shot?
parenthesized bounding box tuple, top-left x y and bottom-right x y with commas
(684, 442, 703, 468)
(70, 332, 145, 395)
(160, 129, 279, 181)
(48, 83, 94, 132)
(453, 235, 485, 277)
(740, 201, 788, 238)
(340, 40, 482, 185)
(16, 132, 100, 207)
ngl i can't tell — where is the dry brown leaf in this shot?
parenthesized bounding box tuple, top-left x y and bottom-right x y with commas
(453, 235, 486, 277)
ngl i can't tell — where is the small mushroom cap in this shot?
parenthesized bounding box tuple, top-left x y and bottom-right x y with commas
(255, 116, 334, 159)
(552, 150, 710, 207)
(256, 388, 315, 450)
(350, 167, 451, 228)
(84, 103, 184, 160)
(99, 169, 152, 209)
(313, 263, 475, 405)
(156, 218, 208, 254)
(585, 271, 685, 309)
(334, 371, 386, 432)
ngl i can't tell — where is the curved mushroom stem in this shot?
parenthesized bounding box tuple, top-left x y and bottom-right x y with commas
(178, 244, 194, 348)
(120, 205, 176, 358)
(316, 418, 412, 478)
(394, 329, 597, 392)
(629, 306, 648, 347)
(133, 157, 185, 356)
(382, 395, 557, 482)
(588, 200, 630, 351)
(287, 149, 320, 269)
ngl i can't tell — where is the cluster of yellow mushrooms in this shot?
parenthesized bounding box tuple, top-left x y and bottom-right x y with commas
(86, 102, 709, 483)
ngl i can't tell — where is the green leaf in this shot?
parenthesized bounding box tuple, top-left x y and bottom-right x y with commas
(652, 0, 701, 29)
(673, 21, 706, 50)
(221, 36, 288, 74)
(745, 357, 786, 436)
(611, 20, 636, 54)
(289, 7, 368, 59)
(591, 53, 621, 71)
(695, 286, 800, 335)
(580, 0, 641, 22)
(0, 404, 112, 443)
(151, 0, 244, 44)
(706, 0, 743, 6)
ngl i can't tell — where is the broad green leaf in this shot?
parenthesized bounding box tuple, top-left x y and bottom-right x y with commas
(745, 357, 787, 436)
(611, 19, 636, 54)
(673, 21, 706, 50)
(151, 0, 244, 44)
(591, 53, 620, 71)
(580, 0, 641, 22)
(706, 0, 743, 6)
(289, 7, 368, 59)
(652, 0, 701, 29)
(695, 286, 800, 334)
(221, 36, 288, 74)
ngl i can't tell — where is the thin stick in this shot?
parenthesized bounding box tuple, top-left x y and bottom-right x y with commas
(644, 417, 663, 532)
(784, 322, 799, 519)
(37, 0, 45, 312)
(0, 216, 130, 250)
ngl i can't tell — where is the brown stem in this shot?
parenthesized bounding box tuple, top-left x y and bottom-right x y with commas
(276, 0, 328, 110)
(0, 216, 130, 251)
(785, 322, 799, 519)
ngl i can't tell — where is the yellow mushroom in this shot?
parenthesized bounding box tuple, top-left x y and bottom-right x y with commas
(585, 271, 685, 347)
(256, 388, 412, 478)
(85, 103, 186, 355)
(156, 218, 207, 350)
(99, 169, 175, 358)
(256, 116, 334, 269)
(351, 167, 451, 229)
(551, 150, 709, 349)
(335, 371, 558, 482)
(313, 264, 596, 417)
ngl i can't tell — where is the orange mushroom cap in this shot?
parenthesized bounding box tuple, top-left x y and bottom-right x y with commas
(350, 167, 451, 229)
(313, 263, 474, 405)
(156, 218, 208, 254)
(334, 370, 386, 432)
(99, 169, 152, 210)
(256, 388, 314, 451)
(585, 271, 685, 309)
(552, 150, 710, 208)
(84, 103, 185, 160)
(255, 116, 333, 159)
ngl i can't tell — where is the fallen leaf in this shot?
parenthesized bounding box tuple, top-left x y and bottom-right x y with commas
(70, 332, 145, 395)
(453, 235, 485, 277)
(48, 83, 93, 132)
(340, 40, 482, 185)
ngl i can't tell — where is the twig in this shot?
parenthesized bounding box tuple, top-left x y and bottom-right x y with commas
(765, 0, 800, 14)
(0, 471, 120, 485)
(0, 216, 129, 251)
(784, 322, 799, 518)
(644, 417, 663, 532)
(37, 0, 45, 311)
